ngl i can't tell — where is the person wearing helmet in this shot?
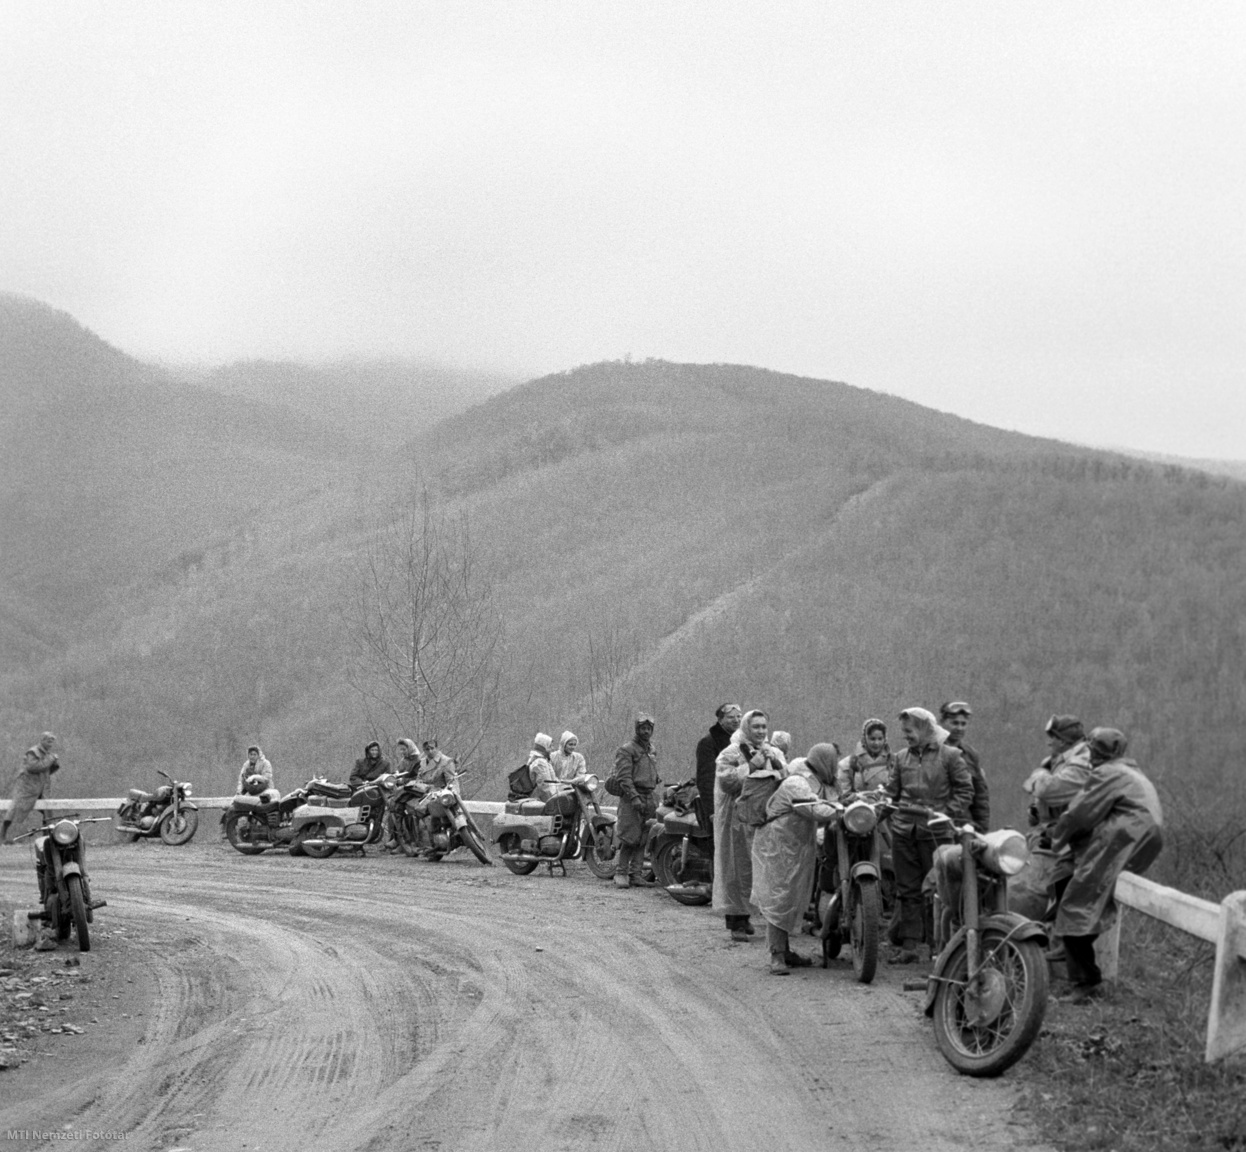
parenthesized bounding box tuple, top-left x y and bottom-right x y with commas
(612, 714, 660, 888)
(2, 732, 59, 844)
(1024, 714, 1093, 829)
(1051, 727, 1164, 1001)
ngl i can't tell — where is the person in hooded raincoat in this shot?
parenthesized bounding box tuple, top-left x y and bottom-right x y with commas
(2, 732, 58, 844)
(714, 709, 787, 941)
(526, 733, 559, 801)
(835, 719, 893, 797)
(551, 732, 586, 782)
(613, 714, 660, 888)
(350, 741, 391, 791)
(1051, 727, 1163, 997)
(751, 743, 841, 974)
(694, 704, 741, 838)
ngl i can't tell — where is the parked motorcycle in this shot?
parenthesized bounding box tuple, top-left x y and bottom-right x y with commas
(647, 779, 712, 906)
(116, 768, 199, 845)
(816, 789, 892, 982)
(492, 774, 616, 877)
(18, 815, 109, 952)
(291, 777, 393, 858)
(394, 783, 492, 865)
(921, 810, 1049, 1077)
(223, 778, 351, 855)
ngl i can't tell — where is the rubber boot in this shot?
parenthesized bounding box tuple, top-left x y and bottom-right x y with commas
(614, 843, 635, 888)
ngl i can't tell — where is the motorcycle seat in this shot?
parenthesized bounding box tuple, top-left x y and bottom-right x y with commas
(128, 788, 153, 803)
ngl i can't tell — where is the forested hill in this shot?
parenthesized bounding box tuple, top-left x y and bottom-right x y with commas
(4, 324, 1244, 832)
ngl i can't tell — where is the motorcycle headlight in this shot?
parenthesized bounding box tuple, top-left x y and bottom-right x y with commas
(52, 820, 79, 847)
(579, 774, 600, 792)
(182, 783, 193, 796)
(842, 801, 878, 836)
(980, 829, 1029, 876)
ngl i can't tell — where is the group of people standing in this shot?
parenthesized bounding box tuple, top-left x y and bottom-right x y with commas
(687, 699, 1164, 989)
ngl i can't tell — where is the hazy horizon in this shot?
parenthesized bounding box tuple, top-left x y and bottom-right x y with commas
(3, 2, 1243, 458)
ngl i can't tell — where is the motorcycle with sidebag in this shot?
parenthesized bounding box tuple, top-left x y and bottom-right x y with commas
(492, 774, 616, 877)
(815, 789, 893, 982)
(223, 777, 351, 855)
(115, 768, 199, 845)
(17, 815, 110, 952)
(646, 778, 712, 905)
(921, 810, 1049, 1077)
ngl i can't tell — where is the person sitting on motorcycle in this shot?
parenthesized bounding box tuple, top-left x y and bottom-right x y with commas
(526, 733, 560, 802)
(835, 719, 893, 798)
(381, 739, 424, 851)
(350, 741, 391, 792)
(237, 745, 275, 796)
(408, 738, 462, 848)
(551, 731, 586, 782)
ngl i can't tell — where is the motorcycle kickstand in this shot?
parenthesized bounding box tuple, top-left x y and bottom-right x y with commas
(544, 860, 567, 877)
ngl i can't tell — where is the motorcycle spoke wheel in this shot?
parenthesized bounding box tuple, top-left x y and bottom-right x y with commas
(498, 833, 537, 875)
(395, 812, 422, 858)
(850, 878, 881, 984)
(67, 875, 90, 952)
(460, 825, 493, 866)
(297, 823, 339, 859)
(159, 808, 199, 846)
(224, 811, 267, 855)
(583, 832, 618, 881)
(931, 930, 1048, 1077)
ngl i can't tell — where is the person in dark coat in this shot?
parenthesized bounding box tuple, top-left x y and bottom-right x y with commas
(613, 713, 660, 888)
(694, 703, 741, 837)
(940, 701, 989, 832)
(1051, 727, 1163, 1000)
(350, 741, 391, 791)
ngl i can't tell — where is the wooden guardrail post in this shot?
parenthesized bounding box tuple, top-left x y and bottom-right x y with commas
(1206, 890, 1246, 1063)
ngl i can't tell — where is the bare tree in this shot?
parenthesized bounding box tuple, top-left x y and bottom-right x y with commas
(349, 487, 504, 772)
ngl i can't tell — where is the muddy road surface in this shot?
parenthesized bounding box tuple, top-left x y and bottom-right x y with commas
(0, 842, 1052, 1151)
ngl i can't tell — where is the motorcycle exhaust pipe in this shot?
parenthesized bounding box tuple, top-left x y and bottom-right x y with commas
(499, 852, 555, 864)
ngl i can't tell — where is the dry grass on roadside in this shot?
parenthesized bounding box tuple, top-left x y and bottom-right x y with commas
(1019, 818, 1246, 1152)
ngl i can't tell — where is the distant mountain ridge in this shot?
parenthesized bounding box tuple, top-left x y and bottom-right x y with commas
(3, 301, 1243, 841)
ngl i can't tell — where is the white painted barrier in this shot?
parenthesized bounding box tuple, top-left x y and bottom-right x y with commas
(1, 797, 512, 815)
(1102, 871, 1246, 1063)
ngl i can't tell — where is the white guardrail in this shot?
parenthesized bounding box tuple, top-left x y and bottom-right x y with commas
(6, 799, 1244, 1062)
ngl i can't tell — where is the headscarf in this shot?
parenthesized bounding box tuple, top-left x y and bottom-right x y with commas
(39, 732, 56, 748)
(1087, 727, 1128, 762)
(770, 730, 792, 757)
(396, 738, 418, 757)
(364, 741, 381, 758)
(804, 743, 840, 787)
(898, 706, 950, 746)
(533, 732, 554, 754)
(559, 730, 578, 752)
(734, 709, 769, 751)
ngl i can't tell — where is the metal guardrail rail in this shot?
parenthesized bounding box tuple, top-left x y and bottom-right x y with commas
(7, 800, 1241, 1060)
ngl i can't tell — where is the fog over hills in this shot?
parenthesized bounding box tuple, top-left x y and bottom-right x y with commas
(3, 298, 1244, 834)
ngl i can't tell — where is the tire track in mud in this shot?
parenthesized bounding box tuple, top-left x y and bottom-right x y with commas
(2, 847, 1052, 1152)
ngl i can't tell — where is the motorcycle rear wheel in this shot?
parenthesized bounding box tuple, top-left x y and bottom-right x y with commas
(498, 833, 537, 875)
(67, 874, 90, 952)
(160, 808, 199, 846)
(653, 839, 712, 905)
(850, 877, 881, 984)
(296, 823, 339, 859)
(459, 825, 493, 866)
(394, 811, 422, 857)
(931, 929, 1048, 1077)
(223, 811, 266, 855)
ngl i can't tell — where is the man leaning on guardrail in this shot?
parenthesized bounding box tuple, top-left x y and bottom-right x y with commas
(2, 731, 60, 845)
(1050, 726, 1165, 1003)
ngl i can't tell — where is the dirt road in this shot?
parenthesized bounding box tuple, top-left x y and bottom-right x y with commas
(1, 842, 1052, 1151)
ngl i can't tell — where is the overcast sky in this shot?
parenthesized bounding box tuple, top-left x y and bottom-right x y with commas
(2, 2, 1242, 457)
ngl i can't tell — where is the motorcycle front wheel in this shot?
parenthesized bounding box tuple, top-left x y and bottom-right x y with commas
(497, 833, 537, 875)
(459, 825, 493, 866)
(394, 811, 422, 858)
(931, 930, 1048, 1077)
(160, 808, 199, 846)
(850, 877, 881, 984)
(67, 874, 90, 952)
(583, 830, 617, 881)
(223, 811, 267, 856)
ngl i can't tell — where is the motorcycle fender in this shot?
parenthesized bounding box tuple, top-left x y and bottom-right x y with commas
(490, 814, 548, 842)
(178, 801, 199, 811)
(849, 861, 880, 882)
(58, 860, 83, 880)
(820, 891, 841, 937)
(922, 915, 1050, 1015)
(590, 812, 616, 830)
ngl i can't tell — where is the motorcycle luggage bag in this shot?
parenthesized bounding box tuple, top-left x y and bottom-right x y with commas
(663, 810, 699, 836)
(504, 799, 547, 816)
(127, 788, 151, 803)
(309, 780, 352, 800)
